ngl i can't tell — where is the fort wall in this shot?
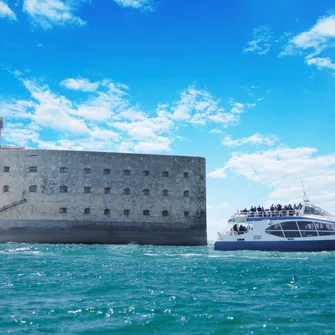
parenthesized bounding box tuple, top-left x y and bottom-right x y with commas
(0, 149, 207, 245)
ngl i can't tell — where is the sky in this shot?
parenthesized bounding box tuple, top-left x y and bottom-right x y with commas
(0, 0, 335, 241)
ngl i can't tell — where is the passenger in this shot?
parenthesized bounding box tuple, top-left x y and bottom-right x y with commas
(270, 204, 275, 211)
(233, 224, 238, 232)
(257, 205, 262, 212)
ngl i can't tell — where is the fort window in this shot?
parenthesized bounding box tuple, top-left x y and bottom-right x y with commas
(3, 166, 10, 173)
(104, 209, 111, 216)
(162, 189, 169, 196)
(104, 169, 111, 175)
(29, 166, 37, 173)
(184, 190, 190, 197)
(84, 168, 91, 174)
(123, 169, 131, 176)
(60, 185, 68, 193)
(104, 187, 111, 194)
(60, 207, 67, 214)
(162, 171, 169, 177)
(29, 185, 37, 193)
(124, 209, 130, 216)
(143, 189, 150, 196)
(3, 185, 9, 193)
(60, 167, 68, 173)
(84, 187, 91, 194)
(162, 210, 169, 217)
(143, 170, 150, 176)
(143, 210, 150, 216)
(123, 188, 130, 195)
(184, 211, 190, 218)
(183, 172, 189, 178)
(84, 208, 90, 215)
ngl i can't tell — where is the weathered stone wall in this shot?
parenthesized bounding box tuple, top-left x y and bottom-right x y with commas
(0, 149, 206, 244)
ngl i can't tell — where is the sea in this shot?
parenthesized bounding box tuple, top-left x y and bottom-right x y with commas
(1, 243, 334, 334)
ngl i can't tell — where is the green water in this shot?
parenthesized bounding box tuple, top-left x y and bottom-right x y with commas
(1, 244, 334, 334)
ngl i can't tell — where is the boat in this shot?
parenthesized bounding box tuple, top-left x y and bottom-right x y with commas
(214, 194, 335, 252)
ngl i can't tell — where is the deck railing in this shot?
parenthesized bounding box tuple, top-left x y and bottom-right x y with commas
(234, 209, 300, 218)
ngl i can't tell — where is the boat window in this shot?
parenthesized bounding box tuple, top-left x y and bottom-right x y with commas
(284, 231, 301, 238)
(281, 221, 298, 230)
(265, 230, 284, 238)
(314, 222, 334, 231)
(317, 231, 335, 236)
(304, 205, 332, 217)
(266, 224, 281, 231)
(297, 221, 316, 231)
(300, 231, 318, 237)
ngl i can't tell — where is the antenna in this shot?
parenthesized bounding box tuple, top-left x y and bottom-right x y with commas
(300, 177, 309, 202)
(0, 117, 3, 149)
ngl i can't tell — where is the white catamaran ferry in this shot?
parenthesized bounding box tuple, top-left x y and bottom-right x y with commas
(214, 194, 335, 252)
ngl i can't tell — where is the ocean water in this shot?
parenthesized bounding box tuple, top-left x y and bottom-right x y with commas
(1, 244, 334, 334)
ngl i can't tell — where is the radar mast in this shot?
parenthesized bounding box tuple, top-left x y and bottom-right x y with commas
(300, 177, 309, 203)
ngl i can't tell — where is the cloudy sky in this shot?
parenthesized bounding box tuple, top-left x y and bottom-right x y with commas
(0, 0, 335, 240)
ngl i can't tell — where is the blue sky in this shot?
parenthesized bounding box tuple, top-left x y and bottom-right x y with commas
(0, 0, 335, 240)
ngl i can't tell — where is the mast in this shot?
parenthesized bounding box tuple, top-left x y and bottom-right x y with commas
(300, 177, 309, 203)
(0, 117, 3, 149)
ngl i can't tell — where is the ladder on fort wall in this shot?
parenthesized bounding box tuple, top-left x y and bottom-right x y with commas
(0, 199, 27, 213)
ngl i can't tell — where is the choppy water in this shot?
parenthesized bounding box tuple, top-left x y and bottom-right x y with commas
(1, 243, 335, 334)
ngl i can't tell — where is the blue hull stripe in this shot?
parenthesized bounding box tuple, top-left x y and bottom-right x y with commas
(228, 217, 335, 224)
(214, 240, 335, 252)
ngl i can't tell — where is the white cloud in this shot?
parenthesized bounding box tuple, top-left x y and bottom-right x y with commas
(23, 0, 86, 29)
(1, 73, 257, 155)
(22, 79, 89, 134)
(3, 122, 40, 147)
(243, 26, 273, 55)
(133, 137, 172, 153)
(306, 57, 335, 71)
(221, 133, 277, 147)
(213, 202, 231, 209)
(0, 1, 16, 20)
(112, 0, 153, 11)
(208, 146, 335, 212)
(209, 128, 224, 134)
(0, 74, 175, 153)
(281, 14, 335, 76)
(172, 86, 256, 127)
(60, 78, 99, 92)
(282, 14, 335, 57)
(207, 167, 227, 179)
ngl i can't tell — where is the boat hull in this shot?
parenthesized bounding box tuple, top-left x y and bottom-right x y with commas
(214, 240, 335, 252)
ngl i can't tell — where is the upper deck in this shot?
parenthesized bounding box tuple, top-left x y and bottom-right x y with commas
(230, 202, 334, 222)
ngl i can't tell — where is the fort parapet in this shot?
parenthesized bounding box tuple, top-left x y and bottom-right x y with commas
(0, 148, 207, 245)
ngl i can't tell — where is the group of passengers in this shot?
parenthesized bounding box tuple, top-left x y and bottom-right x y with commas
(231, 223, 249, 235)
(240, 203, 303, 214)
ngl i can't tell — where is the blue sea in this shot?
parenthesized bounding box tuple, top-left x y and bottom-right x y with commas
(1, 243, 334, 334)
